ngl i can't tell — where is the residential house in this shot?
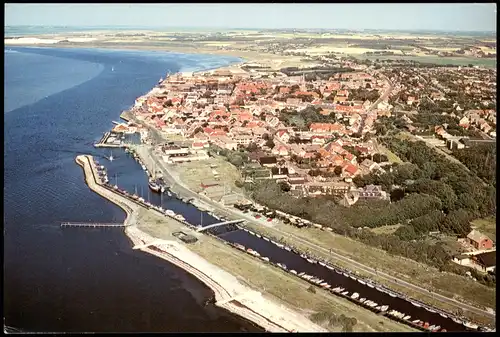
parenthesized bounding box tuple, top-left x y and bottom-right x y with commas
(276, 129, 291, 143)
(357, 184, 388, 200)
(467, 230, 494, 251)
(259, 156, 278, 168)
(459, 116, 470, 129)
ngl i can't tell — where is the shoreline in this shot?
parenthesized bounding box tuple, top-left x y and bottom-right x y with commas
(75, 154, 326, 332)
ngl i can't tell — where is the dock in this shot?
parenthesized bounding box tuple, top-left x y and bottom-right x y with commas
(61, 222, 127, 228)
(94, 131, 125, 148)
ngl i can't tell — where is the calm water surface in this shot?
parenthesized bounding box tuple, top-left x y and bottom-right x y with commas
(4, 46, 263, 332)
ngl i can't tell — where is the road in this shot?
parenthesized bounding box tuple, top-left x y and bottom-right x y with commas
(369, 74, 393, 111)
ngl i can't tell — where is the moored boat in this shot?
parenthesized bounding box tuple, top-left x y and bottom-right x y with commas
(290, 270, 297, 275)
(284, 246, 291, 251)
(358, 279, 366, 285)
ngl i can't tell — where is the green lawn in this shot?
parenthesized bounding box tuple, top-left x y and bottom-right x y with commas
(471, 217, 496, 242)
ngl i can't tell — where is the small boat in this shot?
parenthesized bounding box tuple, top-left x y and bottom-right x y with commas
(389, 292, 398, 298)
(367, 283, 375, 288)
(306, 258, 315, 264)
(412, 320, 420, 324)
(315, 279, 323, 284)
(358, 280, 366, 285)
(270, 240, 277, 245)
(256, 234, 262, 238)
(403, 315, 411, 320)
(350, 275, 357, 281)
(380, 305, 389, 312)
(248, 231, 255, 236)
(304, 275, 313, 280)
(174, 214, 185, 221)
(149, 180, 161, 193)
(235, 243, 245, 251)
(359, 298, 366, 303)
(341, 291, 349, 296)
(432, 326, 441, 332)
(261, 256, 269, 262)
(452, 318, 463, 324)
(463, 322, 478, 330)
(326, 265, 334, 270)
(277, 263, 286, 269)
(343, 272, 349, 277)
(426, 308, 437, 313)
(141, 164, 146, 170)
(370, 302, 378, 308)
(290, 270, 297, 275)
(284, 246, 291, 251)
(298, 272, 305, 277)
(320, 282, 328, 287)
(167, 191, 172, 197)
(319, 261, 326, 267)
(439, 313, 447, 318)
(351, 292, 359, 299)
(165, 210, 175, 216)
(335, 269, 342, 274)
(429, 325, 436, 331)
(160, 185, 166, 193)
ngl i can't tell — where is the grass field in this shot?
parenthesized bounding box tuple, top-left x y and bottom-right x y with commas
(471, 217, 496, 242)
(370, 224, 402, 235)
(378, 144, 403, 163)
(172, 156, 243, 194)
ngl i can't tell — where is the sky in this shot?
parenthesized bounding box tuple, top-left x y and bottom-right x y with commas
(4, 3, 497, 32)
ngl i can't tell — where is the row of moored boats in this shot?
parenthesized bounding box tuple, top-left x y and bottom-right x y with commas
(237, 228, 479, 333)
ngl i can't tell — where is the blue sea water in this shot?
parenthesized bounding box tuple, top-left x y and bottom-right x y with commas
(4, 46, 261, 332)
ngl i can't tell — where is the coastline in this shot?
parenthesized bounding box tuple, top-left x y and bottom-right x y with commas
(75, 154, 326, 332)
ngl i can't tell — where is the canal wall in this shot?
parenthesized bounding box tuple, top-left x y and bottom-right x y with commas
(76, 154, 326, 333)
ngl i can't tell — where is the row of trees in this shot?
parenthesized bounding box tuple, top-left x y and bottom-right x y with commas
(453, 143, 496, 187)
(348, 88, 381, 102)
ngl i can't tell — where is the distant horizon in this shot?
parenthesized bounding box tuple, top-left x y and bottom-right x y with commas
(5, 4, 497, 33)
(4, 25, 497, 35)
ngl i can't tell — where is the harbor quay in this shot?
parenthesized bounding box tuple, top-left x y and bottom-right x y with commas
(75, 154, 326, 333)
